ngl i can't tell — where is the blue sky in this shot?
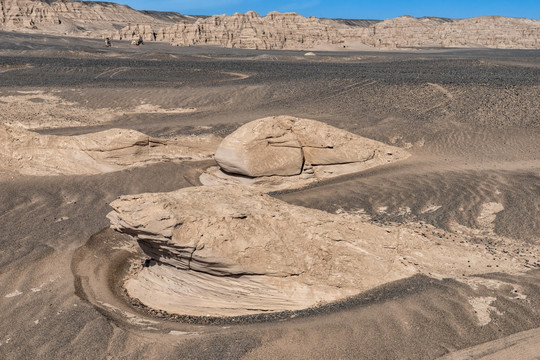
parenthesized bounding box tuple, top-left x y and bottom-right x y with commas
(119, 0, 540, 20)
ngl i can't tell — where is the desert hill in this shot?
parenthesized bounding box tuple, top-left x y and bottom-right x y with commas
(1, 0, 540, 49)
(0, 0, 199, 37)
(151, 12, 540, 50)
(364, 15, 540, 49)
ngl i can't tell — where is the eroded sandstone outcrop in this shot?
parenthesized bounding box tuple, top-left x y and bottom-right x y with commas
(0, 0, 197, 37)
(205, 116, 409, 188)
(3, 2, 539, 50)
(107, 185, 408, 315)
(115, 11, 540, 50)
(359, 16, 540, 49)
(0, 124, 218, 176)
(113, 11, 357, 47)
(164, 11, 360, 49)
(107, 185, 536, 316)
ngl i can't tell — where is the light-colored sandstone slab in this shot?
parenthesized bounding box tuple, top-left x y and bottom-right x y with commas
(209, 116, 409, 189)
(125, 263, 337, 316)
(108, 185, 536, 316)
(0, 124, 219, 176)
(214, 116, 303, 177)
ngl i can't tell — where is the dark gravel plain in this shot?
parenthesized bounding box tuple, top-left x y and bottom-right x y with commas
(1, 50, 540, 88)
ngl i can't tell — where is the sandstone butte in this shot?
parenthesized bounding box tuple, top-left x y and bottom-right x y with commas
(0, 0, 195, 37)
(2, 1, 540, 50)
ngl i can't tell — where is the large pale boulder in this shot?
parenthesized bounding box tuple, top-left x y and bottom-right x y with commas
(214, 117, 303, 177)
(214, 116, 408, 179)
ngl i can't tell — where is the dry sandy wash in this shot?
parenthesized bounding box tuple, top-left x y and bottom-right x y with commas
(0, 31, 539, 360)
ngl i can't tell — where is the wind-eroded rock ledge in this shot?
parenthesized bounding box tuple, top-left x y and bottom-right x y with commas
(0, 125, 218, 176)
(107, 185, 535, 317)
(107, 185, 408, 316)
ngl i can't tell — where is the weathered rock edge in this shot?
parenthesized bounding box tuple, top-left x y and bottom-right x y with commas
(0, 124, 219, 176)
(208, 116, 409, 187)
(107, 185, 535, 316)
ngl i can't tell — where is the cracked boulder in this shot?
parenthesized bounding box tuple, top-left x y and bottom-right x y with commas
(214, 116, 409, 178)
(214, 116, 304, 176)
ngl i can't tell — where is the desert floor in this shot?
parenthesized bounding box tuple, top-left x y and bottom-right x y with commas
(0, 31, 539, 359)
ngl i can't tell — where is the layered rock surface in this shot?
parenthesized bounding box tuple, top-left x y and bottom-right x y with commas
(107, 185, 408, 315)
(360, 16, 540, 49)
(108, 185, 536, 316)
(119, 11, 540, 50)
(0, 124, 218, 176)
(0, 0, 196, 37)
(205, 116, 409, 189)
(2, 2, 539, 49)
(163, 11, 360, 49)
